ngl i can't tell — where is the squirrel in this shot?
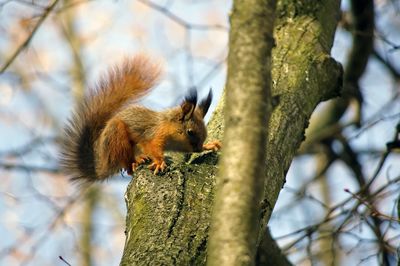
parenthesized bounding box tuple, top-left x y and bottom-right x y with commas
(60, 54, 221, 182)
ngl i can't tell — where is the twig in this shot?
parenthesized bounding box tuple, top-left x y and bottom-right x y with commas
(59, 256, 72, 266)
(0, 162, 59, 173)
(136, 0, 228, 31)
(344, 188, 400, 222)
(0, 0, 60, 73)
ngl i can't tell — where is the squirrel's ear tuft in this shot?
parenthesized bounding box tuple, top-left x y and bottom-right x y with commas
(181, 88, 197, 121)
(197, 89, 213, 118)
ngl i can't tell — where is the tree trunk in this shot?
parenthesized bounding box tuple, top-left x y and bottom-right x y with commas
(120, 0, 342, 265)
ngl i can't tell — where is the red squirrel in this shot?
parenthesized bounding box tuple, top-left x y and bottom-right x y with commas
(60, 55, 221, 182)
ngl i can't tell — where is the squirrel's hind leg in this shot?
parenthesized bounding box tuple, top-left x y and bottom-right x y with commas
(99, 118, 136, 177)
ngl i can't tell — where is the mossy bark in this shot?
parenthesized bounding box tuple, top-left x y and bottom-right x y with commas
(120, 0, 342, 265)
(257, 0, 343, 258)
(120, 157, 218, 265)
(259, 0, 342, 229)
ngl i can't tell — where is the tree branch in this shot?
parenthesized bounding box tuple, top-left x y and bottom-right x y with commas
(0, 0, 60, 74)
(120, 1, 342, 265)
(207, 0, 276, 264)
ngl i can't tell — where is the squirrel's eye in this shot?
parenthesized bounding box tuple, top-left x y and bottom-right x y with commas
(187, 129, 195, 136)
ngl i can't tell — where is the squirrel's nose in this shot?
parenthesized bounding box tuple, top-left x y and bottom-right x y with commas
(193, 144, 203, 152)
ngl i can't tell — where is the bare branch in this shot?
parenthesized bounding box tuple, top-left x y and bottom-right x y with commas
(0, 0, 60, 73)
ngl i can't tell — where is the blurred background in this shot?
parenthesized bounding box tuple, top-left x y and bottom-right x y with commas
(0, 0, 399, 265)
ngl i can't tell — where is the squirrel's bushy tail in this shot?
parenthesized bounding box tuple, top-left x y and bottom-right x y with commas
(60, 55, 162, 182)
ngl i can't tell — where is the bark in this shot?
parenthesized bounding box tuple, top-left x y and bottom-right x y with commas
(120, 160, 218, 265)
(257, 0, 342, 248)
(255, 227, 292, 266)
(120, 0, 342, 265)
(207, 0, 275, 265)
(299, 0, 374, 152)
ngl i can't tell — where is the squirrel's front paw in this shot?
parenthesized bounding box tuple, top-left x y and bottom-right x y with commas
(148, 160, 167, 174)
(203, 140, 222, 152)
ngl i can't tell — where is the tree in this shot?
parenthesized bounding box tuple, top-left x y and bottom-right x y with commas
(120, 0, 342, 264)
(1, 0, 399, 265)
